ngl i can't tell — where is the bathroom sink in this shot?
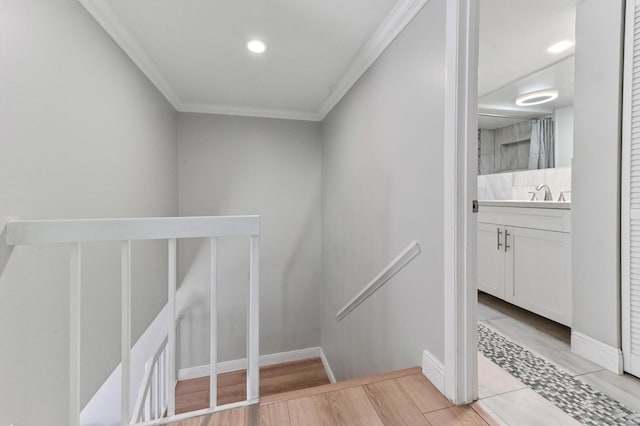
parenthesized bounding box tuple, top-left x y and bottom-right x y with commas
(478, 200, 571, 210)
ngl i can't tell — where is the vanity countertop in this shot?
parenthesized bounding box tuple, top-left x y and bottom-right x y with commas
(478, 200, 571, 210)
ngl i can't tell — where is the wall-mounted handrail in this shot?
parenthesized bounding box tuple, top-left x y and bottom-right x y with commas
(6, 215, 260, 426)
(336, 241, 421, 321)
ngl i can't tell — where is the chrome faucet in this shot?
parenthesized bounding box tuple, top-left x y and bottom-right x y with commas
(536, 184, 553, 201)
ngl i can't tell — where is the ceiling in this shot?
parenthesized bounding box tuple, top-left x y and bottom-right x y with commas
(479, 0, 578, 96)
(478, 56, 575, 129)
(478, 0, 578, 129)
(80, 0, 428, 121)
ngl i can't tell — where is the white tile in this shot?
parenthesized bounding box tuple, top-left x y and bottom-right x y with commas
(485, 172, 513, 200)
(477, 175, 493, 200)
(512, 169, 546, 188)
(478, 353, 527, 399)
(544, 167, 572, 198)
(485, 317, 603, 376)
(576, 370, 640, 414)
(477, 302, 506, 322)
(478, 388, 582, 426)
(478, 167, 572, 201)
(511, 185, 538, 201)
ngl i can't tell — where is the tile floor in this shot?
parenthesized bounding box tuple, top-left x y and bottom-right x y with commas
(477, 292, 640, 425)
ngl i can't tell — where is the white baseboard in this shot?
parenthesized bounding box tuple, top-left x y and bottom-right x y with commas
(421, 349, 445, 394)
(319, 348, 337, 384)
(178, 347, 327, 381)
(571, 331, 623, 374)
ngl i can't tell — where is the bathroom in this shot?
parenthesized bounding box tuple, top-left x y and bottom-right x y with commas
(475, 0, 574, 327)
(474, 0, 640, 423)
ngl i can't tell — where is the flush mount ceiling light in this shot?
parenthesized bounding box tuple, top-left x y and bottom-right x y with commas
(547, 40, 573, 54)
(247, 39, 267, 54)
(515, 90, 559, 106)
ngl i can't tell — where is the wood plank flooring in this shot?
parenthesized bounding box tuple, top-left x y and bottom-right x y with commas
(170, 367, 494, 426)
(176, 358, 331, 414)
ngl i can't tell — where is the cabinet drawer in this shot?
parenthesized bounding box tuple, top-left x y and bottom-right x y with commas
(478, 206, 571, 233)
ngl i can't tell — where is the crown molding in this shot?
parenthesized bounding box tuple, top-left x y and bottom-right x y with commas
(316, 0, 431, 120)
(79, 0, 429, 122)
(179, 102, 322, 122)
(79, 0, 182, 109)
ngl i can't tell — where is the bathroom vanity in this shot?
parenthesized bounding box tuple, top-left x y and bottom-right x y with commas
(477, 201, 572, 326)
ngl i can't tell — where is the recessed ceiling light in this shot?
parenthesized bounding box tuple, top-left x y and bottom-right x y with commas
(247, 40, 267, 54)
(515, 90, 559, 106)
(547, 40, 573, 54)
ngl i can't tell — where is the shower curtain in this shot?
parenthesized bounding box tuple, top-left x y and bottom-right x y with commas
(528, 118, 555, 169)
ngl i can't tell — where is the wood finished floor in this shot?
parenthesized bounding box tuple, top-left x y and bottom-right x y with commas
(175, 358, 331, 414)
(171, 367, 496, 426)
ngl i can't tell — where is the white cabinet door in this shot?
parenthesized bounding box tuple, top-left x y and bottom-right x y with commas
(477, 223, 506, 299)
(505, 227, 572, 326)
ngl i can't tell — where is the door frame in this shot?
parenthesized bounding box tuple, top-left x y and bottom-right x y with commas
(443, 0, 479, 404)
(622, 0, 636, 377)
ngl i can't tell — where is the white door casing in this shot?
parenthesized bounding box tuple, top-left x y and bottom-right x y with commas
(622, 0, 640, 378)
(443, 0, 479, 404)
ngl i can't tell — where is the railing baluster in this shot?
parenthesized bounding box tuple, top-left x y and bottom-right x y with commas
(247, 235, 260, 403)
(7, 216, 261, 425)
(160, 349, 165, 415)
(164, 347, 168, 413)
(209, 237, 218, 408)
(167, 238, 177, 416)
(154, 360, 159, 418)
(69, 242, 81, 426)
(150, 363, 156, 419)
(121, 241, 132, 426)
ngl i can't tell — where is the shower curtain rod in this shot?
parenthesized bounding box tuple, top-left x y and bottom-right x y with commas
(478, 112, 552, 120)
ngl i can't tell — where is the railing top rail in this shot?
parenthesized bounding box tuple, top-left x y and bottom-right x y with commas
(7, 215, 260, 246)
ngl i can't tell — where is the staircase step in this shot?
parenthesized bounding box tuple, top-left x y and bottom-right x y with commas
(260, 366, 421, 404)
(175, 357, 330, 414)
(170, 367, 497, 426)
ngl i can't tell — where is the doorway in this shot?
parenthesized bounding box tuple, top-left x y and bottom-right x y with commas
(454, 0, 640, 423)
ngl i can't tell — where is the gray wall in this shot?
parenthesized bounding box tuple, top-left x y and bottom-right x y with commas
(555, 105, 574, 168)
(176, 113, 322, 367)
(572, 0, 624, 348)
(320, 0, 446, 380)
(0, 1, 178, 425)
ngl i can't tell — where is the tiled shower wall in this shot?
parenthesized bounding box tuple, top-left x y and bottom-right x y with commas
(479, 121, 533, 174)
(477, 167, 572, 201)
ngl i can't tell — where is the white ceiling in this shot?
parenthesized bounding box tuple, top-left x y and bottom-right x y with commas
(477, 0, 578, 128)
(478, 56, 575, 129)
(479, 0, 578, 96)
(80, 0, 427, 121)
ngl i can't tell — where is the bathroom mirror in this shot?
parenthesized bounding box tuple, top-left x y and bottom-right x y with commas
(477, 0, 576, 176)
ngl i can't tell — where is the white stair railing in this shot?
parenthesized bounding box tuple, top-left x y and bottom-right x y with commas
(132, 336, 168, 423)
(6, 216, 261, 426)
